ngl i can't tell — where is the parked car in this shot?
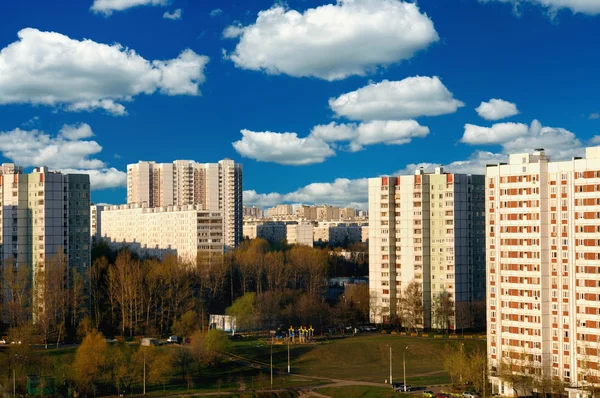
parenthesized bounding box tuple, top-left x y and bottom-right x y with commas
(463, 393, 479, 398)
(10, 340, 21, 345)
(423, 390, 435, 397)
(392, 382, 404, 392)
(0, 339, 6, 344)
(436, 393, 450, 398)
(167, 335, 179, 344)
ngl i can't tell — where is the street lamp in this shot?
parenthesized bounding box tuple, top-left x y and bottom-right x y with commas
(143, 346, 146, 396)
(403, 346, 409, 392)
(287, 336, 291, 373)
(387, 345, 393, 384)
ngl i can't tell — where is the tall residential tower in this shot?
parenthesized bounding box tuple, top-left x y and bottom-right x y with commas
(127, 159, 242, 249)
(368, 167, 486, 330)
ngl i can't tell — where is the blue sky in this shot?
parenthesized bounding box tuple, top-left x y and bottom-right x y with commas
(0, 0, 599, 209)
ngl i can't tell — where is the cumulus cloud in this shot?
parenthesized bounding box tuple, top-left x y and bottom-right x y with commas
(210, 8, 223, 17)
(234, 120, 429, 165)
(232, 130, 335, 165)
(590, 113, 600, 120)
(224, 0, 438, 81)
(91, 0, 168, 15)
(163, 9, 182, 20)
(0, 28, 209, 115)
(0, 124, 125, 190)
(461, 122, 529, 145)
(479, 0, 600, 15)
(396, 151, 508, 176)
(346, 120, 430, 151)
(329, 76, 464, 121)
(244, 178, 369, 208)
(475, 98, 519, 121)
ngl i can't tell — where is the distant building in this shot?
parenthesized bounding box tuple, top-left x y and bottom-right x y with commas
(314, 223, 362, 246)
(266, 204, 294, 217)
(361, 226, 369, 243)
(90, 204, 105, 243)
(286, 223, 314, 247)
(98, 204, 223, 263)
(243, 206, 264, 218)
(127, 159, 242, 249)
(243, 222, 287, 244)
(317, 205, 340, 220)
(296, 205, 318, 220)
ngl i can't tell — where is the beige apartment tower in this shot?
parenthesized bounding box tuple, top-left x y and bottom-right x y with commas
(368, 168, 486, 330)
(127, 159, 242, 249)
(487, 148, 600, 397)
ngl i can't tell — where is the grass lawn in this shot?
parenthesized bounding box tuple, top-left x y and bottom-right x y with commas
(316, 385, 409, 398)
(230, 334, 486, 386)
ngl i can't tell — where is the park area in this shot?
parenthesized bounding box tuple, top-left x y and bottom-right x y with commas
(0, 332, 486, 397)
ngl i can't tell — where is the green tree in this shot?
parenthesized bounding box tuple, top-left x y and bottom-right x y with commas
(172, 310, 199, 339)
(226, 292, 258, 332)
(73, 330, 108, 392)
(204, 329, 230, 366)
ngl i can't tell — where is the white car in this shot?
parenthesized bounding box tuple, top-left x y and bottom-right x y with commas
(463, 393, 478, 398)
(0, 339, 6, 344)
(167, 336, 179, 344)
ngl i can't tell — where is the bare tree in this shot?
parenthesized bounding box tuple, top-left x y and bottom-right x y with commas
(431, 290, 453, 333)
(2, 257, 31, 326)
(264, 251, 287, 292)
(401, 280, 423, 333)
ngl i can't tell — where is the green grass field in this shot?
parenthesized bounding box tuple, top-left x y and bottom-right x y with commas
(315, 385, 410, 398)
(230, 334, 486, 386)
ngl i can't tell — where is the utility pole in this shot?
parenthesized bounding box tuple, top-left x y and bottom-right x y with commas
(482, 365, 486, 398)
(13, 369, 16, 398)
(403, 346, 408, 392)
(287, 337, 291, 373)
(143, 347, 146, 396)
(270, 335, 273, 388)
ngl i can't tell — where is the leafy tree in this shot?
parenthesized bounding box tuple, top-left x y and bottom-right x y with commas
(431, 291, 453, 333)
(172, 310, 199, 339)
(226, 292, 258, 332)
(401, 280, 423, 332)
(73, 330, 108, 392)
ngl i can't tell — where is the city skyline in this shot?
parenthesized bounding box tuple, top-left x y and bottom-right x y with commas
(0, 0, 599, 210)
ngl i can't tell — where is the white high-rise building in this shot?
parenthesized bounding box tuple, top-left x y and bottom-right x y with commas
(368, 168, 486, 329)
(487, 147, 600, 397)
(99, 204, 223, 263)
(127, 159, 242, 249)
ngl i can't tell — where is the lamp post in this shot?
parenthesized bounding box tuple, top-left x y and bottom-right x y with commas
(403, 346, 408, 392)
(287, 336, 291, 373)
(270, 335, 273, 388)
(389, 345, 393, 384)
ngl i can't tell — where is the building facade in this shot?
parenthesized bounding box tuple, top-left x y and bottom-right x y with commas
(368, 168, 486, 329)
(98, 204, 223, 263)
(243, 222, 287, 244)
(266, 204, 294, 217)
(0, 166, 91, 319)
(286, 223, 314, 247)
(243, 206, 264, 218)
(127, 159, 242, 249)
(487, 148, 600, 397)
(314, 223, 362, 247)
(90, 204, 104, 243)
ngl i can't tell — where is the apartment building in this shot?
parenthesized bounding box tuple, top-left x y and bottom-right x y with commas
(0, 166, 91, 318)
(90, 204, 104, 243)
(487, 148, 600, 397)
(98, 204, 223, 263)
(127, 159, 242, 249)
(314, 223, 362, 246)
(368, 167, 486, 329)
(317, 205, 340, 221)
(242, 222, 286, 244)
(296, 205, 318, 220)
(266, 204, 294, 217)
(243, 206, 264, 218)
(286, 223, 314, 247)
(340, 207, 356, 220)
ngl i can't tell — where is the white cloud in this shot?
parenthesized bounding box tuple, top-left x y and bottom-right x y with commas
(461, 122, 529, 145)
(163, 9, 182, 20)
(590, 113, 600, 120)
(61, 168, 127, 190)
(502, 120, 584, 160)
(234, 120, 429, 165)
(0, 124, 126, 190)
(329, 76, 464, 121)
(347, 120, 430, 151)
(59, 123, 95, 140)
(91, 0, 168, 15)
(232, 130, 335, 165)
(396, 151, 508, 176)
(224, 0, 439, 81)
(475, 98, 520, 121)
(589, 136, 600, 145)
(0, 28, 209, 115)
(244, 178, 369, 208)
(479, 0, 600, 15)
(210, 8, 223, 17)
